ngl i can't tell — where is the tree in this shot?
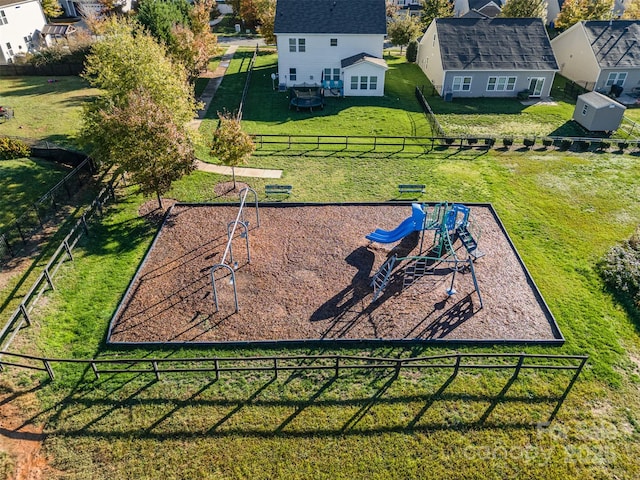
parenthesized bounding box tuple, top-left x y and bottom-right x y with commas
(406, 40, 418, 63)
(80, 19, 199, 207)
(500, 0, 547, 22)
(82, 19, 198, 126)
(421, 0, 453, 30)
(210, 113, 255, 190)
(136, 0, 192, 46)
(555, 0, 614, 30)
(387, 14, 422, 54)
(386, 0, 400, 17)
(240, 0, 260, 29)
(256, 0, 276, 44)
(622, 0, 640, 19)
(83, 89, 195, 209)
(41, 0, 63, 19)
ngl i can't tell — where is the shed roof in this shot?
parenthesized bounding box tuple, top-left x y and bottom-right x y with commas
(435, 17, 558, 71)
(341, 52, 388, 69)
(578, 91, 626, 110)
(274, 0, 386, 35)
(582, 20, 640, 68)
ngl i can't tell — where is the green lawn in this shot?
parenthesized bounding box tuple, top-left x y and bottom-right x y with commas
(0, 157, 71, 228)
(5, 147, 640, 479)
(0, 76, 98, 147)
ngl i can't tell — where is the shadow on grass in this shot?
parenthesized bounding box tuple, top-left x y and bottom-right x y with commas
(20, 361, 584, 441)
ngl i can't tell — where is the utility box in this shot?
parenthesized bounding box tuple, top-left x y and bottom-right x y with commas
(573, 91, 626, 132)
(234, 24, 241, 33)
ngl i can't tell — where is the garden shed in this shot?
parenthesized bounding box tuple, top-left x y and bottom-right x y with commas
(573, 91, 626, 132)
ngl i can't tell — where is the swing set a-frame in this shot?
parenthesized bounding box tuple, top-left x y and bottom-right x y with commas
(369, 202, 484, 306)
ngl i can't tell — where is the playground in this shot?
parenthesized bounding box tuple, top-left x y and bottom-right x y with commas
(107, 202, 562, 345)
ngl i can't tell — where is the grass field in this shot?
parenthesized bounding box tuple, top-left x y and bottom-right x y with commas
(2, 146, 638, 479)
(0, 77, 97, 147)
(0, 157, 71, 228)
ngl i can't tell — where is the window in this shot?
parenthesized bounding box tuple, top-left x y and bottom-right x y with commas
(487, 76, 517, 92)
(6, 42, 12, 56)
(289, 68, 296, 82)
(0, 11, 7, 25)
(332, 68, 340, 81)
(582, 104, 589, 116)
(360, 76, 368, 90)
(289, 38, 305, 52)
(323, 68, 340, 82)
(452, 76, 472, 92)
(330, 38, 337, 47)
(606, 72, 627, 87)
(324, 68, 331, 80)
(370, 76, 378, 90)
(351, 76, 358, 90)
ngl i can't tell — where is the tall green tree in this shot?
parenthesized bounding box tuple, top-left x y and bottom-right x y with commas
(136, 0, 191, 45)
(421, 0, 453, 29)
(80, 19, 199, 206)
(555, 0, 614, 30)
(500, 0, 547, 22)
(387, 14, 422, 54)
(210, 113, 255, 190)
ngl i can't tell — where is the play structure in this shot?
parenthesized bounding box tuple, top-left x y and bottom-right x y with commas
(366, 202, 484, 304)
(289, 85, 324, 111)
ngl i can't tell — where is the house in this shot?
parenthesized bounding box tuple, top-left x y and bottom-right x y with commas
(453, 0, 503, 18)
(274, 0, 388, 96)
(416, 17, 558, 99)
(57, 0, 132, 18)
(393, 0, 422, 17)
(551, 20, 640, 96)
(573, 91, 626, 132)
(0, 0, 46, 64)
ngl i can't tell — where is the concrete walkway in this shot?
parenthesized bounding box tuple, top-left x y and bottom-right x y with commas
(195, 160, 282, 179)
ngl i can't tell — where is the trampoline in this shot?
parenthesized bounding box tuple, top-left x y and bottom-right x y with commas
(289, 85, 324, 111)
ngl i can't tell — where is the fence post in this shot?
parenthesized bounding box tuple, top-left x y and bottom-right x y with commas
(334, 357, 340, 378)
(33, 204, 44, 227)
(394, 359, 402, 378)
(43, 360, 55, 380)
(453, 353, 461, 377)
(19, 303, 31, 327)
(214, 359, 219, 381)
(43, 268, 55, 291)
(91, 362, 100, 379)
(63, 240, 73, 261)
(81, 214, 89, 236)
(152, 361, 160, 381)
(274, 357, 278, 379)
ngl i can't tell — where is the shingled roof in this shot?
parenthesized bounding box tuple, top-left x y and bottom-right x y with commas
(582, 20, 640, 68)
(274, 0, 386, 35)
(435, 17, 558, 71)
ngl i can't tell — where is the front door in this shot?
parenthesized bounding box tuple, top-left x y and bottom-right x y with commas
(528, 77, 545, 98)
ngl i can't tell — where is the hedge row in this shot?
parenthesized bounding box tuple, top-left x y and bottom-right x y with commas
(0, 137, 31, 159)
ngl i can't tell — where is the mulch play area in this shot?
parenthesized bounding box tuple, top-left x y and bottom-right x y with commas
(107, 202, 563, 346)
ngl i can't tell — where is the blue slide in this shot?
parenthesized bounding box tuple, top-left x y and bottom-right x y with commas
(366, 204, 426, 243)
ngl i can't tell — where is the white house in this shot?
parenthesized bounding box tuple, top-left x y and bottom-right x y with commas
(0, 0, 46, 63)
(273, 0, 388, 96)
(58, 0, 132, 18)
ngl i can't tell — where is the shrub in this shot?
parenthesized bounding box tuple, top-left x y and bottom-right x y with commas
(444, 137, 455, 146)
(542, 137, 553, 148)
(560, 139, 572, 150)
(406, 40, 418, 63)
(523, 137, 535, 148)
(599, 227, 640, 309)
(484, 137, 495, 147)
(576, 140, 590, 151)
(0, 137, 31, 159)
(467, 137, 478, 146)
(598, 141, 611, 151)
(503, 137, 513, 147)
(618, 141, 629, 151)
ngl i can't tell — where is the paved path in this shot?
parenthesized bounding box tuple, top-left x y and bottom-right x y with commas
(190, 44, 283, 180)
(195, 160, 282, 179)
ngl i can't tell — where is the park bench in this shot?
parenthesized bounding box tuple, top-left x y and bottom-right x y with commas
(398, 184, 426, 195)
(265, 184, 293, 197)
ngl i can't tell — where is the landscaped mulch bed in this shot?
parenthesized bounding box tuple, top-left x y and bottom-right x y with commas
(108, 203, 562, 345)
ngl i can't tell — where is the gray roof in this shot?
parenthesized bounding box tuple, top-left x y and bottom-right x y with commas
(582, 21, 640, 68)
(341, 52, 387, 69)
(578, 91, 625, 110)
(274, 0, 386, 35)
(0, 0, 36, 6)
(435, 17, 558, 71)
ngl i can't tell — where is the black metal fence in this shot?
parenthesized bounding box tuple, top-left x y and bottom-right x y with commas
(0, 179, 118, 351)
(0, 63, 83, 77)
(0, 157, 96, 265)
(237, 45, 259, 122)
(559, 79, 595, 101)
(415, 86, 445, 136)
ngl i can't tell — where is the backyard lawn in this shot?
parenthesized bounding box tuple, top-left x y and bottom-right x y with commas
(0, 76, 97, 147)
(0, 157, 71, 228)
